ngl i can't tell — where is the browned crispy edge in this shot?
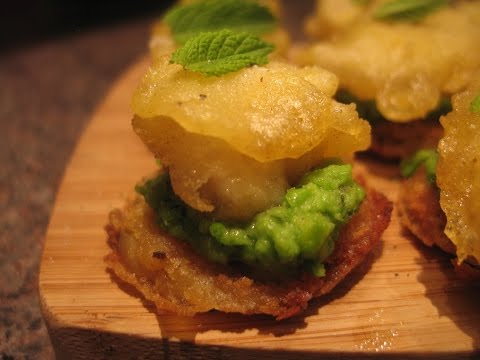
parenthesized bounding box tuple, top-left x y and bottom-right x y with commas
(397, 169, 480, 280)
(105, 187, 392, 320)
(370, 119, 443, 160)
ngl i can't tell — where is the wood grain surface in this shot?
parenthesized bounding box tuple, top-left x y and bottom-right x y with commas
(39, 58, 480, 360)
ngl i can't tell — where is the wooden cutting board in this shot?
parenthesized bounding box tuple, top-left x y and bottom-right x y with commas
(39, 58, 480, 360)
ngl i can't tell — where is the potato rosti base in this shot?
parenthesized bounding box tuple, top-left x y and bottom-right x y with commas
(397, 169, 454, 254)
(370, 119, 443, 160)
(105, 187, 392, 319)
(397, 170, 480, 279)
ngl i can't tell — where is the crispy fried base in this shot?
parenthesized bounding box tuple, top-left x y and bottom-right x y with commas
(105, 188, 392, 319)
(370, 119, 443, 160)
(397, 170, 480, 279)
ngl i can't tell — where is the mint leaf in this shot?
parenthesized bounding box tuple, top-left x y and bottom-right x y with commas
(373, 0, 449, 22)
(471, 94, 480, 114)
(170, 30, 274, 76)
(352, 0, 371, 5)
(164, 0, 277, 44)
(400, 149, 438, 183)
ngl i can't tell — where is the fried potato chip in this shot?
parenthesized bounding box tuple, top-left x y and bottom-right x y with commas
(180, 0, 282, 16)
(437, 77, 480, 264)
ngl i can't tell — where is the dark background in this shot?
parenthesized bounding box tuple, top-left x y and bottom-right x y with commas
(1, 1, 176, 359)
(1, 0, 176, 52)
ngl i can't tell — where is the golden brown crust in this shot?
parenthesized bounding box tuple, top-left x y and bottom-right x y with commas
(397, 170, 480, 279)
(308, 187, 393, 297)
(370, 119, 443, 160)
(397, 169, 455, 254)
(105, 187, 392, 320)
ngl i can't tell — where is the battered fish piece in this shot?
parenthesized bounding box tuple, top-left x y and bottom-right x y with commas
(294, 1, 480, 159)
(132, 57, 370, 221)
(304, 0, 381, 39)
(106, 186, 392, 319)
(296, 1, 480, 121)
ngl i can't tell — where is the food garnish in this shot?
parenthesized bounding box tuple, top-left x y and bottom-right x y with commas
(164, 0, 277, 44)
(471, 93, 480, 113)
(400, 149, 438, 183)
(373, 0, 449, 22)
(170, 30, 274, 76)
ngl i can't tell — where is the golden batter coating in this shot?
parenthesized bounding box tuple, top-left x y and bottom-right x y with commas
(437, 77, 480, 264)
(304, 0, 381, 39)
(295, 1, 480, 123)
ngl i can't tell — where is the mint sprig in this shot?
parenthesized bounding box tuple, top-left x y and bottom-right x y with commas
(470, 93, 480, 114)
(373, 0, 449, 22)
(170, 30, 274, 76)
(164, 0, 277, 44)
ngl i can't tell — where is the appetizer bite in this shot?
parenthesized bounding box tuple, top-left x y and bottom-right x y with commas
(105, 1, 392, 319)
(398, 77, 480, 278)
(294, 0, 480, 159)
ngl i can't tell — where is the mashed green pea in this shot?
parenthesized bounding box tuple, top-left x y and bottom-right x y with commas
(137, 163, 365, 277)
(400, 149, 438, 183)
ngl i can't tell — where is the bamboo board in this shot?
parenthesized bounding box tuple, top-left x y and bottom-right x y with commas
(39, 58, 480, 360)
